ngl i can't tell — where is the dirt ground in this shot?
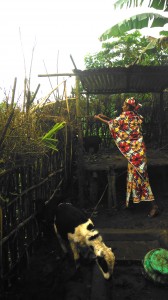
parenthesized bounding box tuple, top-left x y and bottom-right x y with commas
(1, 170, 168, 300)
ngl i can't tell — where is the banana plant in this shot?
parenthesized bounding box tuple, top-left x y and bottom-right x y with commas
(100, 0, 168, 41)
(41, 122, 66, 152)
(113, 0, 168, 11)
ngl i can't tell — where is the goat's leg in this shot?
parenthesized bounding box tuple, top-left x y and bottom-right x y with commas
(53, 223, 68, 255)
(69, 240, 80, 269)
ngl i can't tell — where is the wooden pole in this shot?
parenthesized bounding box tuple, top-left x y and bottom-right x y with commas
(70, 53, 85, 206)
(75, 76, 80, 119)
(70, 54, 77, 69)
(75, 75, 84, 207)
(89, 171, 98, 205)
(11, 77, 17, 108)
(38, 73, 75, 77)
(159, 91, 164, 147)
(108, 167, 117, 211)
(86, 94, 89, 136)
(0, 206, 2, 241)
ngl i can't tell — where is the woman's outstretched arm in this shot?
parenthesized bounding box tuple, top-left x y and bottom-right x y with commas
(94, 114, 110, 125)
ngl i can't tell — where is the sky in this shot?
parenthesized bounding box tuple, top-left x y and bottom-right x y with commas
(0, 0, 168, 102)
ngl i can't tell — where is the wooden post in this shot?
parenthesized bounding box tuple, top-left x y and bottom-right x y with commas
(107, 167, 117, 211)
(89, 171, 98, 205)
(0, 206, 2, 240)
(159, 91, 164, 147)
(86, 94, 89, 136)
(75, 75, 84, 207)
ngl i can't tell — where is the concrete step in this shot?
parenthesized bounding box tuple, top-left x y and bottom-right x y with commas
(99, 228, 168, 261)
(90, 228, 168, 300)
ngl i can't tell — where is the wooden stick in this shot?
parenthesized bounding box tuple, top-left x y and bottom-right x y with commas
(38, 73, 75, 77)
(0, 214, 38, 244)
(11, 77, 17, 107)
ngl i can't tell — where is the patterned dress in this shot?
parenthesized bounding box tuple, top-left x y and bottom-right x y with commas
(108, 111, 154, 207)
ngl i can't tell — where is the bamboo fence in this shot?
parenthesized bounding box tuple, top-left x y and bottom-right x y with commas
(0, 137, 73, 286)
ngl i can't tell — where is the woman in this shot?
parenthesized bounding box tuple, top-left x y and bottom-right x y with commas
(94, 97, 159, 218)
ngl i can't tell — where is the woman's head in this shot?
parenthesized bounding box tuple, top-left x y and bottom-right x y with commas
(122, 97, 142, 112)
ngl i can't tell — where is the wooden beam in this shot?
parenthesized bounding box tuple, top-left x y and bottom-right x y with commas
(70, 54, 77, 69)
(38, 73, 75, 77)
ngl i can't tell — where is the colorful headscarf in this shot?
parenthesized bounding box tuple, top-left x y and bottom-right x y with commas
(125, 97, 142, 111)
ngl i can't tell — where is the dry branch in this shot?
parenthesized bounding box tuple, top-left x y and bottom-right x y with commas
(7, 168, 63, 208)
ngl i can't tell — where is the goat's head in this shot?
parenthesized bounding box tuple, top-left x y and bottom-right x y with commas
(90, 239, 115, 280)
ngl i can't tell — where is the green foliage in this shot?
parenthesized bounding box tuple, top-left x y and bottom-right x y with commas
(85, 31, 168, 69)
(41, 122, 66, 152)
(114, 0, 168, 11)
(114, 0, 143, 9)
(100, 0, 168, 43)
(160, 31, 168, 36)
(96, 0, 168, 67)
(100, 13, 168, 41)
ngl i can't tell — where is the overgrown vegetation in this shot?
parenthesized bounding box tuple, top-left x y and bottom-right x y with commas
(0, 91, 77, 173)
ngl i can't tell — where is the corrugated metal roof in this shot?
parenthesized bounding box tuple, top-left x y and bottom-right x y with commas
(74, 66, 168, 94)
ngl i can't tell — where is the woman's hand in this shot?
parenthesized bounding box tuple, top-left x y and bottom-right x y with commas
(98, 114, 105, 118)
(94, 114, 100, 120)
(94, 114, 109, 125)
(97, 114, 110, 120)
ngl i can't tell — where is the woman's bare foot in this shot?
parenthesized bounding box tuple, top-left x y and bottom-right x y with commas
(148, 204, 159, 218)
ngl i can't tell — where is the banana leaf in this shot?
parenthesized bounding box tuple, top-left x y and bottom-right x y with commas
(41, 121, 66, 151)
(160, 30, 168, 36)
(42, 139, 59, 151)
(114, 0, 144, 10)
(99, 13, 168, 40)
(42, 122, 65, 140)
(114, 0, 168, 11)
(149, 0, 168, 11)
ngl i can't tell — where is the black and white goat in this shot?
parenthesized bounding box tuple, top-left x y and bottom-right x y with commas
(54, 203, 115, 280)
